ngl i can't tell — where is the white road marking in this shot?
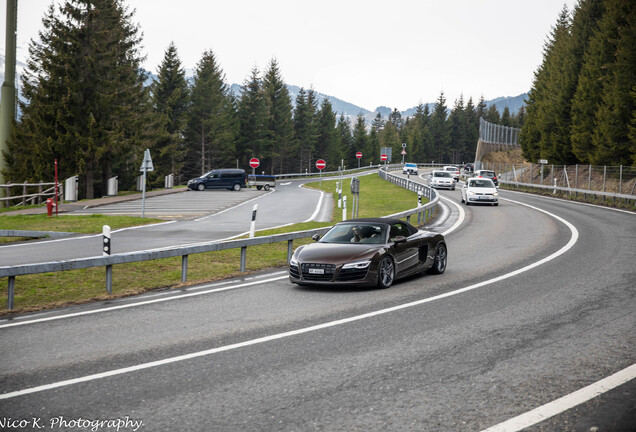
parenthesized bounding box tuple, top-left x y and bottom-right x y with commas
(480, 363, 636, 432)
(503, 188, 636, 215)
(0, 199, 583, 402)
(439, 195, 466, 236)
(303, 188, 325, 222)
(193, 190, 273, 222)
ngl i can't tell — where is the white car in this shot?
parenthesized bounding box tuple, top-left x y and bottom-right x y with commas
(427, 170, 456, 190)
(443, 165, 460, 181)
(461, 178, 499, 206)
(403, 163, 418, 175)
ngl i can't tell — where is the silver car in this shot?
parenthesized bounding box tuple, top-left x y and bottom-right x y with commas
(428, 171, 456, 190)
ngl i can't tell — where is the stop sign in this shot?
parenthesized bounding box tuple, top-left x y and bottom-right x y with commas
(249, 158, 260, 168)
(356, 152, 362, 159)
(381, 154, 388, 161)
(316, 159, 326, 170)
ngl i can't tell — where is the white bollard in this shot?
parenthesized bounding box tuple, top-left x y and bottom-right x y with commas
(342, 196, 347, 221)
(102, 225, 111, 256)
(249, 204, 258, 238)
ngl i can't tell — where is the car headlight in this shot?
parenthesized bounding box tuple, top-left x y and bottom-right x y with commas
(493, 192, 499, 197)
(289, 256, 299, 267)
(342, 259, 371, 269)
(468, 190, 476, 196)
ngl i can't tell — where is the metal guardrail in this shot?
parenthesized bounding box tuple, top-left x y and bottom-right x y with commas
(0, 170, 438, 310)
(499, 180, 636, 201)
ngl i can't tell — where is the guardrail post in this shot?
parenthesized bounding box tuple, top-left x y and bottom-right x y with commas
(7, 276, 15, 310)
(181, 255, 188, 283)
(105, 265, 112, 295)
(287, 240, 294, 263)
(240, 246, 247, 272)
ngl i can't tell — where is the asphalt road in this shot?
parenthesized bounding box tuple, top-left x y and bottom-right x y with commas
(0, 173, 634, 431)
(0, 179, 332, 266)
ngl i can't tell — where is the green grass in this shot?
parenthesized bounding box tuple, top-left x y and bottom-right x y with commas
(0, 174, 422, 314)
(0, 213, 163, 232)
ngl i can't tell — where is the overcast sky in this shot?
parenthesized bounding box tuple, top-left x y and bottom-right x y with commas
(2, 0, 576, 111)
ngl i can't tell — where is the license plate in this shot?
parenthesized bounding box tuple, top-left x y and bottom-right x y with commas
(308, 268, 324, 274)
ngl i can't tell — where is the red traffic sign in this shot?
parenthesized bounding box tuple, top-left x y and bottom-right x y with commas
(401, 150, 406, 155)
(316, 159, 326, 170)
(380, 154, 388, 161)
(249, 158, 260, 168)
(356, 152, 362, 159)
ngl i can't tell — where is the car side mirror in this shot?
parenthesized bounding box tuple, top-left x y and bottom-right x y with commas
(393, 235, 406, 244)
(311, 234, 321, 242)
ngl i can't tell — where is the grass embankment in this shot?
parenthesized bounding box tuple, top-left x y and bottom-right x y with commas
(0, 174, 420, 314)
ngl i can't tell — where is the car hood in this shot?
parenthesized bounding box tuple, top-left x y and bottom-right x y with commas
(296, 242, 382, 264)
(468, 187, 497, 193)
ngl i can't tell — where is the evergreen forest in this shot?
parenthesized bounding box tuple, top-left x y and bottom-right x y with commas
(3, 0, 632, 200)
(521, 0, 635, 167)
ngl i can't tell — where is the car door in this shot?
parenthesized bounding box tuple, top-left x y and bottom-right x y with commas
(389, 222, 420, 274)
(204, 172, 221, 189)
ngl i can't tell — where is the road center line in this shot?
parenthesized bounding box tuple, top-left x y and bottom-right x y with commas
(0, 199, 580, 401)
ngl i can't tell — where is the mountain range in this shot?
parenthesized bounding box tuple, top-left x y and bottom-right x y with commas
(1, 55, 527, 123)
(230, 82, 527, 125)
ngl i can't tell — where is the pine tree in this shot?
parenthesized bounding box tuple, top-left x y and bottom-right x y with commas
(150, 42, 189, 185)
(183, 50, 235, 179)
(448, 96, 467, 165)
(262, 59, 294, 174)
(352, 115, 369, 165)
(293, 88, 317, 173)
(337, 115, 354, 168)
(236, 67, 268, 172)
(429, 92, 449, 164)
(316, 99, 340, 169)
(10, 0, 150, 198)
(464, 97, 479, 161)
(588, 0, 635, 165)
(569, 0, 607, 163)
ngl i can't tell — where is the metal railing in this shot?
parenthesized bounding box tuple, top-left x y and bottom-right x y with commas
(481, 162, 636, 203)
(0, 169, 438, 309)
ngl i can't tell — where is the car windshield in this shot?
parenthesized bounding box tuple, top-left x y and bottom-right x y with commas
(320, 223, 387, 244)
(445, 167, 458, 171)
(479, 171, 495, 178)
(434, 172, 452, 177)
(405, 163, 416, 168)
(469, 179, 495, 188)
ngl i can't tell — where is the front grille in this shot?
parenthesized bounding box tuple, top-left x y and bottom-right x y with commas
(336, 267, 369, 281)
(301, 263, 335, 281)
(289, 264, 300, 279)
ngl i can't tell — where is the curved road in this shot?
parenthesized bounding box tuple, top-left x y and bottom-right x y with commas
(0, 179, 332, 266)
(0, 173, 634, 431)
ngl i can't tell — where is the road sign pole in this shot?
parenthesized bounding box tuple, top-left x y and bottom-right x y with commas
(139, 149, 154, 218)
(141, 169, 146, 218)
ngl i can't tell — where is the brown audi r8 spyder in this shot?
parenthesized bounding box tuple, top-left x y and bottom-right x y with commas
(289, 218, 447, 289)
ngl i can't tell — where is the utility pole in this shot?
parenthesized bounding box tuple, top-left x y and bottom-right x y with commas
(0, 0, 18, 204)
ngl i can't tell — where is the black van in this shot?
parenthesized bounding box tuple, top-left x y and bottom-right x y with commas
(187, 169, 247, 191)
